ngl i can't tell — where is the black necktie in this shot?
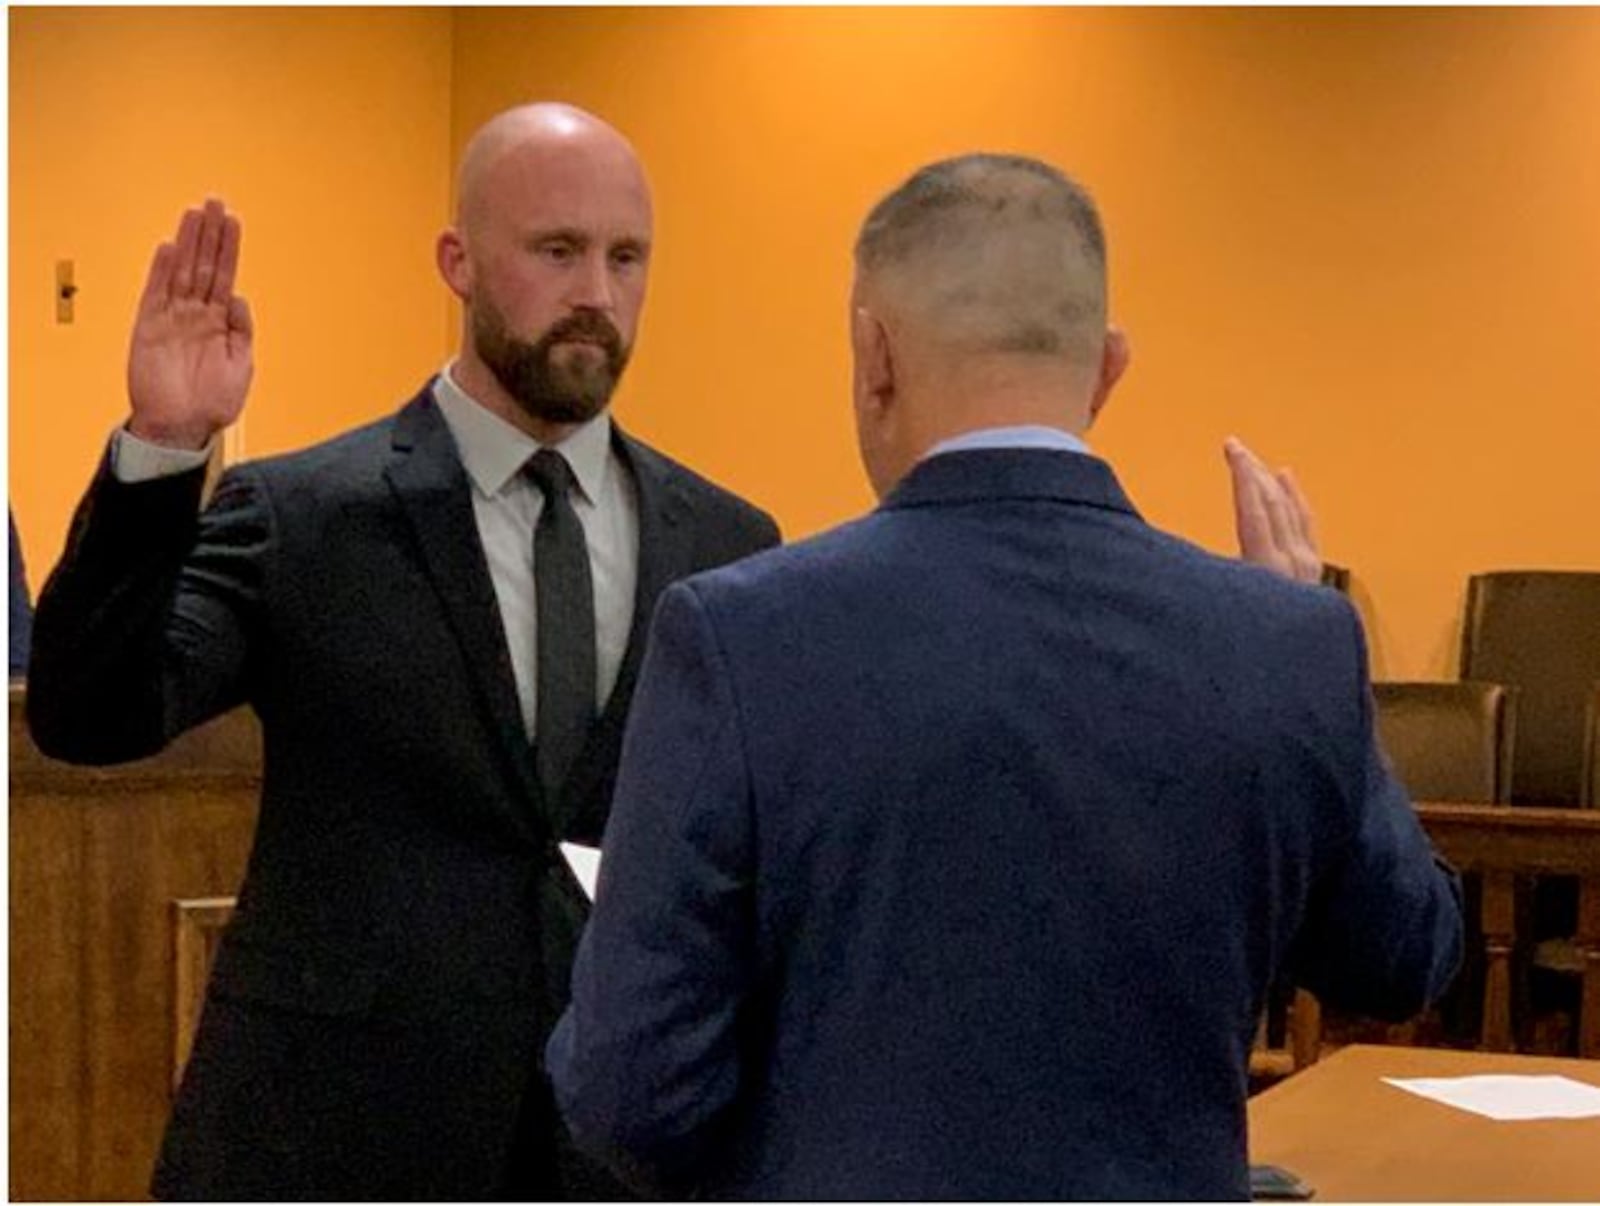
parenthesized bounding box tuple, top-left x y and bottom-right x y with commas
(525, 449, 595, 799)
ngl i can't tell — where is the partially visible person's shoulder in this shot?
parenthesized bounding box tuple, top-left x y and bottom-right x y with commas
(218, 386, 446, 512)
(240, 411, 398, 485)
(619, 431, 777, 539)
(676, 508, 885, 605)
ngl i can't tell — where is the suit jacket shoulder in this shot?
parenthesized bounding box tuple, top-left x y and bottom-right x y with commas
(615, 428, 779, 550)
(226, 405, 403, 505)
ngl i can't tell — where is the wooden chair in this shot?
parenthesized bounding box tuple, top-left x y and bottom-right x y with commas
(1525, 683, 1600, 1042)
(1251, 992, 1322, 1084)
(1462, 574, 1600, 1048)
(1460, 572, 1600, 805)
(1374, 681, 1515, 804)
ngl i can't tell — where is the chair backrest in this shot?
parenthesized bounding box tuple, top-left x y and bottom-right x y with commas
(1460, 572, 1600, 805)
(1586, 683, 1600, 809)
(1374, 681, 1515, 804)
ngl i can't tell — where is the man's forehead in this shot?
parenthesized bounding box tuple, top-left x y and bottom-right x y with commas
(464, 135, 652, 232)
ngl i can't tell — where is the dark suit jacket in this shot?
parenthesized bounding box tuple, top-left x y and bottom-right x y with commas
(547, 448, 1462, 1200)
(25, 385, 778, 1200)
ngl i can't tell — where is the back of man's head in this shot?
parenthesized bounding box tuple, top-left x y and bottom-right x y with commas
(848, 154, 1126, 498)
(854, 154, 1108, 368)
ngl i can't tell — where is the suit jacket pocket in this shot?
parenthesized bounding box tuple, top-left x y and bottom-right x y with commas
(207, 936, 382, 1017)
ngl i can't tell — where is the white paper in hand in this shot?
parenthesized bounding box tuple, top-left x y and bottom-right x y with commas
(559, 841, 602, 902)
(1382, 1074, 1600, 1121)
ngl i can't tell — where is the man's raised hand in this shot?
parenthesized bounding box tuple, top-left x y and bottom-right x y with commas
(1224, 436, 1323, 585)
(126, 199, 254, 450)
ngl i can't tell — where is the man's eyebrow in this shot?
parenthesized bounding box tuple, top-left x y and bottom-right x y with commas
(528, 226, 588, 244)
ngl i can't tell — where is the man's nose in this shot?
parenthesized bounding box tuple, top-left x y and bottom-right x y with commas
(567, 251, 615, 312)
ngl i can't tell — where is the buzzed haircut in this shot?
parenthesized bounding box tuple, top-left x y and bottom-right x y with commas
(855, 153, 1109, 359)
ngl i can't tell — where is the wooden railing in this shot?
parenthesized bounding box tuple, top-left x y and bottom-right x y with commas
(1414, 802, 1600, 1059)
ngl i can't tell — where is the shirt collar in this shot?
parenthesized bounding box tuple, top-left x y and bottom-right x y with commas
(923, 425, 1090, 461)
(432, 362, 613, 504)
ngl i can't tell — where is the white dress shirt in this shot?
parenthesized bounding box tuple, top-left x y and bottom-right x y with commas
(429, 366, 638, 739)
(111, 366, 640, 740)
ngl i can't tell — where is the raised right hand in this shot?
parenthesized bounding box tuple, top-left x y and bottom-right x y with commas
(1223, 436, 1324, 585)
(126, 199, 254, 450)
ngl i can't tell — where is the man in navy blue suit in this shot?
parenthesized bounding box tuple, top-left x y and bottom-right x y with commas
(547, 154, 1462, 1199)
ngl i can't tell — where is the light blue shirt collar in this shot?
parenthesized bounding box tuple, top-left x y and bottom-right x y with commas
(924, 425, 1090, 461)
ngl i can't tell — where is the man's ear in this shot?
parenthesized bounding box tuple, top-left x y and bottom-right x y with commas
(436, 228, 472, 301)
(1087, 326, 1131, 427)
(851, 306, 896, 417)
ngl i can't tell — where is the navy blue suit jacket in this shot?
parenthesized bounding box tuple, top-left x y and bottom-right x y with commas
(548, 448, 1461, 1200)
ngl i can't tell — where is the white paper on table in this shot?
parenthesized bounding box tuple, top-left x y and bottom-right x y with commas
(559, 841, 602, 901)
(1382, 1074, 1600, 1121)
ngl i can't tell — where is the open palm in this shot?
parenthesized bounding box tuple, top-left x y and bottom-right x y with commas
(1224, 437, 1323, 584)
(127, 200, 254, 450)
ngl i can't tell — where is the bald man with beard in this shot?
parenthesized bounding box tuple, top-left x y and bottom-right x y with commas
(27, 103, 778, 1200)
(546, 154, 1462, 1199)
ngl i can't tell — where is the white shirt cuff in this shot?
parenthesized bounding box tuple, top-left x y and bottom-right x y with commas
(111, 427, 216, 483)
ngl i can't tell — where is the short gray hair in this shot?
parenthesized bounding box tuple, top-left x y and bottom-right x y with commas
(855, 154, 1108, 358)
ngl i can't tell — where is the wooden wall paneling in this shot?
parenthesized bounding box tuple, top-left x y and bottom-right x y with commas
(80, 786, 258, 1198)
(8, 788, 87, 1201)
(81, 790, 180, 1198)
(8, 688, 260, 1201)
(172, 898, 237, 1092)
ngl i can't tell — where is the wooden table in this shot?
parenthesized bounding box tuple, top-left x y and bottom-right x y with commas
(1414, 802, 1600, 1058)
(1250, 1044, 1600, 1201)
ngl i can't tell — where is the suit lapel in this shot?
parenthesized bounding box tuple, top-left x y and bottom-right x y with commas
(610, 427, 696, 723)
(556, 426, 696, 836)
(382, 388, 546, 840)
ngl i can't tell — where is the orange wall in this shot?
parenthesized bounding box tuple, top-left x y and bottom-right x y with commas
(10, 8, 1600, 680)
(8, 7, 454, 581)
(452, 6, 1600, 678)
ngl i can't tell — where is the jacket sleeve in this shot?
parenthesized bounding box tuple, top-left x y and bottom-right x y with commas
(1289, 603, 1464, 1020)
(546, 578, 756, 1190)
(26, 451, 271, 765)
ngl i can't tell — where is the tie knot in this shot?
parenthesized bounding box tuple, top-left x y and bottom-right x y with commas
(525, 449, 578, 501)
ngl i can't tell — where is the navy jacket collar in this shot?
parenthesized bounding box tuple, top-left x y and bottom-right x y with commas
(882, 448, 1141, 520)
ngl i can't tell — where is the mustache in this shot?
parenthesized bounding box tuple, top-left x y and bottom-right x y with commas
(542, 311, 625, 360)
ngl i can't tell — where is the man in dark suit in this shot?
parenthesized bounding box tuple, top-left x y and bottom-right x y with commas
(26, 103, 777, 1200)
(546, 153, 1462, 1199)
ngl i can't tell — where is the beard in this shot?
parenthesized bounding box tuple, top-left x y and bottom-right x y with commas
(471, 298, 631, 427)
